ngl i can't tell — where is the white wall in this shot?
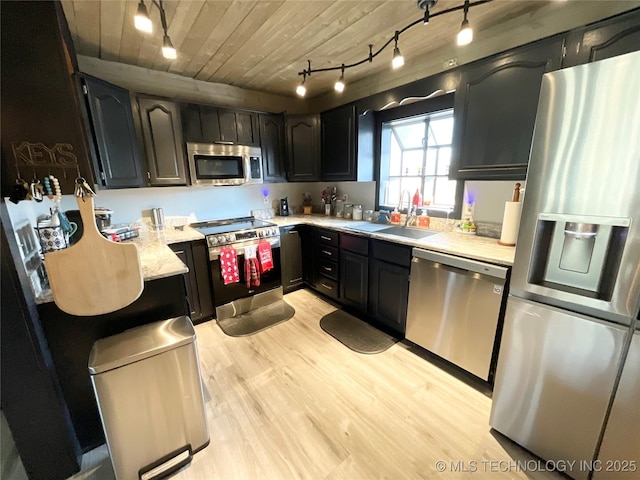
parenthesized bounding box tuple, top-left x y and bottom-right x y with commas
(51, 181, 376, 224)
(464, 180, 526, 224)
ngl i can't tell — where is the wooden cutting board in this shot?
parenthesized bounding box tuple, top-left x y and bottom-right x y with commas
(44, 196, 143, 316)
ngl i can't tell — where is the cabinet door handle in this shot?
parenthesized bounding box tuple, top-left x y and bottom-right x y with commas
(321, 283, 333, 290)
(214, 141, 234, 145)
(321, 250, 332, 256)
(323, 266, 332, 271)
(320, 235, 332, 241)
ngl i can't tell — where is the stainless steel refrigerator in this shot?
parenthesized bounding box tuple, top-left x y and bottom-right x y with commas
(490, 51, 640, 480)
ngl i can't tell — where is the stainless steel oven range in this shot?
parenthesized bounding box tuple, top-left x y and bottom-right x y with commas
(190, 217, 281, 320)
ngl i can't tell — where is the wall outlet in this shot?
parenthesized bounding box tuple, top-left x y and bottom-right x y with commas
(443, 57, 458, 69)
(263, 195, 269, 204)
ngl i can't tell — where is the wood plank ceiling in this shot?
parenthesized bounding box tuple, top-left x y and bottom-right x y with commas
(61, 0, 555, 99)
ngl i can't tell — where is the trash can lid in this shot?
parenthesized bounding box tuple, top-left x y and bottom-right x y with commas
(88, 316, 196, 374)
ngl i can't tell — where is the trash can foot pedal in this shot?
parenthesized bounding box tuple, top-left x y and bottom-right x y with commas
(140, 448, 191, 480)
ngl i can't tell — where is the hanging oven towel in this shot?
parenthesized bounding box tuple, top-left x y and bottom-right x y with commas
(257, 240, 274, 273)
(219, 247, 239, 285)
(244, 257, 260, 288)
(244, 245, 258, 259)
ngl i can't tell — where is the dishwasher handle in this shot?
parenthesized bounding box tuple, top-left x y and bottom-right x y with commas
(411, 248, 508, 279)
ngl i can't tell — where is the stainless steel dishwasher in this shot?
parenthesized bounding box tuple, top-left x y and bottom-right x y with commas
(405, 248, 508, 382)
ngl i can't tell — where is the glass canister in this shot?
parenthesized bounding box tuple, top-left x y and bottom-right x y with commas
(344, 204, 353, 219)
(353, 204, 363, 220)
(335, 199, 344, 218)
(364, 209, 374, 221)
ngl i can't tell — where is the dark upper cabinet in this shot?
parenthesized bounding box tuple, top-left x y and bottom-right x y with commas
(181, 104, 259, 146)
(321, 104, 357, 181)
(563, 9, 640, 67)
(82, 76, 146, 188)
(286, 115, 320, 182)
(280, 226, 304, 294)
(137, 97, 188, 186)
(181, 103, 204, 143)
(259, 114, 287, 182)
(450, 37, 564, 180)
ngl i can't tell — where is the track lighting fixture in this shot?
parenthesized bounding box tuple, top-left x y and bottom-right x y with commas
(392, 31, 405, 69)
(133, 0, 177, 60)
(457, 0, 473, 46)
(295, 0, 487, 96)
(334, 65, 346, 92)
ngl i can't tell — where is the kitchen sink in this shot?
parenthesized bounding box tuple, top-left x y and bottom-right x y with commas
(376, 226, 441, 239)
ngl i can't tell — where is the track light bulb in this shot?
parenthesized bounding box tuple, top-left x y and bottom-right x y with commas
(134, 1, 152, 33)
(457, 19, 473, 46)
(392, 46, 404, 69)
(162, 35, 177, 59)
(335, 68, 345, 93)
(296, 79, 306, 97)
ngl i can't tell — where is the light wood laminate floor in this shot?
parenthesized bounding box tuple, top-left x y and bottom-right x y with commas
(70, 289, 562, 480)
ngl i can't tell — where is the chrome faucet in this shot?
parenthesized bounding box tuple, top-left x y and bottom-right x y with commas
(397, 190, 416, 227)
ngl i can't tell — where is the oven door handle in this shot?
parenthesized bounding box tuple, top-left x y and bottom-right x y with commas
(209, 237, 280, 261)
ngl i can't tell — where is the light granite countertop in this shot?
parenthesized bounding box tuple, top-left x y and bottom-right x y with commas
(269, 215, 515, 266)
(35, 214, 514, 304)
(35, 226, 203, 305)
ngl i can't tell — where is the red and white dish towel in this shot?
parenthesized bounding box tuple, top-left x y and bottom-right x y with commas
(257, 240, 274, 272)
(219, 247, 239, 285)
(244, 245, 260, 288)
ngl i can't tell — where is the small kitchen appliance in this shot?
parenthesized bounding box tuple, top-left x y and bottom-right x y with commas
(186, 143, 262, 186)
(279, 197, 290, 216)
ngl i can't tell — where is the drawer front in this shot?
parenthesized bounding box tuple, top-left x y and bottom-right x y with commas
(317, 277, 339, 300)
(371, 240, 412, 268)
(317, 229, 339, 246)
(319, 259, 338, 280)
(318, 245, 338, 260)
(340, 233, 368, 255)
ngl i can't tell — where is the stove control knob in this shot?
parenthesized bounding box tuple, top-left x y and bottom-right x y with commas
(227, 234, 235, 242)
(218, 235, 226, 244)
(209, 237, 218, 246)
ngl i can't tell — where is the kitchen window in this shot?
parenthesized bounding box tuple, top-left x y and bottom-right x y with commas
(376, 93, 462, 218)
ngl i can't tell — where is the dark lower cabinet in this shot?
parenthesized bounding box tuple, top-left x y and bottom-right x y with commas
(169, 241, 213, 324)
(137, 97, 188, 186)
(368, 258, 410, 337)
(563, 9, 640, 67)
(260, 114, 287, 182)
(280, 226, 303, 294)
(340, 233, 369, 312)
(81, 76, 146, 188)
(340, 250, 368, 312)
(450, 37, 564, 180)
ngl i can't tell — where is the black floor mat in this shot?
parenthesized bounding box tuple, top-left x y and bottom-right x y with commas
(217, 300, 295, 337)
(320, 310, 398, 354)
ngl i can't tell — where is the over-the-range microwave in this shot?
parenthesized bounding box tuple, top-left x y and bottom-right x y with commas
(187, 142, 263, 186)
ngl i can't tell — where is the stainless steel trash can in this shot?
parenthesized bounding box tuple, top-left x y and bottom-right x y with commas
(88, 316, 209, 480)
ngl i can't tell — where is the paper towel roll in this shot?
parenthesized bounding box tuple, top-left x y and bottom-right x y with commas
(498, 201, 522, 246)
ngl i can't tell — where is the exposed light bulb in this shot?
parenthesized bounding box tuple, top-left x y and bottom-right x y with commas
(457, 19, 473, 46)
(134, 1, 152, 33)
(392, 46, 404, 69)
(335, 69, 345, 93)
(296, 83, 306, 97)
(162, 35, 177, 59)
